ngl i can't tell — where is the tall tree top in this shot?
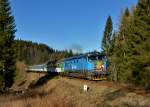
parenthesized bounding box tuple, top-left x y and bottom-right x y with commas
(124, 8, 130, 17)
(104, 16, 113, 39)
(101, 16, 113, 56)
(0, 0, 16, 35)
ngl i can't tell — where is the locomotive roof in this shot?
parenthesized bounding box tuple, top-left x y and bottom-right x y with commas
(64, 51, 104, 61)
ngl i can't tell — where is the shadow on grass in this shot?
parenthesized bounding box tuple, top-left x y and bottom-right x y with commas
(7, 73, 59, 100)
(18, 80, 27, 86)
(103, 89, 126, 101)
(29, 72, 58, 89)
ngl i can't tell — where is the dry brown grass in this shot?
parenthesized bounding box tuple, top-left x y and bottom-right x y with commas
(15, 61, 27, 82)
(0, 94, 72, 107)
(12, 61, 46, 91)
(0, 77, 150, 107)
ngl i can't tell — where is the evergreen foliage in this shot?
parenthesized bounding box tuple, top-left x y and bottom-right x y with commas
(127, 0, 150, 88)
(0, 0, 16, 90)
(102, 16, 113, 57)
(107, 0, 150, 89)
(112, 8, 132, 82)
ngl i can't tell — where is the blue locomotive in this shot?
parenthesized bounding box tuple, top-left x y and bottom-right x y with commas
(57, 52, 108, 80)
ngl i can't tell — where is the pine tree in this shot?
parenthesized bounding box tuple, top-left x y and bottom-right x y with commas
(109, 8, 132, 82)
(108, 31, 118, 81)
(116, 8, 132, 82)
(102, 16, 113, 57)
(0, 0, 16, 90)
(126, 0, 150, 88)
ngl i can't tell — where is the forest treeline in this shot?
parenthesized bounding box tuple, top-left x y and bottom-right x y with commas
(102, 0, 150, 89)
(14, 40, 74, 65)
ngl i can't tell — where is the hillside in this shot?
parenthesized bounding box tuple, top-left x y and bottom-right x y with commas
(14, 40, 74, 65)
(0, 74, 150, 107)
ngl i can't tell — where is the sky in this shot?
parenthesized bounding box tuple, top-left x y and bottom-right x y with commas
(10, 0, 138, 53)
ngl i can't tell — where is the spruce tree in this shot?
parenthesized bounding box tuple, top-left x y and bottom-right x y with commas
(108, 31, 118, 81)
(102, 16, 113, 57)
(127, 0, 150, 88)
(0, 0, 16, 90)
(116, 8, 132, 82)
(109, 8, 133, 82)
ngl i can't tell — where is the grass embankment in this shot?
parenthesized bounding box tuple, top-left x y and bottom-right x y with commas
(0, 75, 150, 107)
(12, 61, 45, 91)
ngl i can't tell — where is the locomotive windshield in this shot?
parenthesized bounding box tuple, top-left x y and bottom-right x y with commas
(88, 55, 103, 61)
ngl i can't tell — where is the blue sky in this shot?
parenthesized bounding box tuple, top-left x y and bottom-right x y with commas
(10, 0, 138, 52)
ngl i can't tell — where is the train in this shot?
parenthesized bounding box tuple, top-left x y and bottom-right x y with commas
(27, 51, 108, 80)
(56, 51, 108, 80)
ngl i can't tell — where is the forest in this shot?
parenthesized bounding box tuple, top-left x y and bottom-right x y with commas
(14, 39, 74, 65)
(102, 0, 150, 89)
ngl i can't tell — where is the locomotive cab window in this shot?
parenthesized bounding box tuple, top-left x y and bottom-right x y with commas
(88, 55, 103, 61)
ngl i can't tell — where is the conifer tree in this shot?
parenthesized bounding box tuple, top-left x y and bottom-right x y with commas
(126, 0, 150, 88)
(109, 31, 118, 81)
(0, 0, 16, 90)
(116, 8, 132, 82)
(102, 16, 113, 57)
(108, 8, 134, 82)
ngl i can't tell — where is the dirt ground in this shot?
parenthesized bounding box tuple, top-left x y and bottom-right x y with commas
(0, 75, 150, 107)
